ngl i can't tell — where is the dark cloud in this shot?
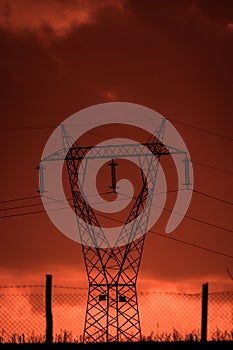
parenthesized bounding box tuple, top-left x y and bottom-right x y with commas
(0, 1, 232, 288)
(194, 0, 233, 22)
(0, 0, 126, 39)
(126, 0, 233, 26)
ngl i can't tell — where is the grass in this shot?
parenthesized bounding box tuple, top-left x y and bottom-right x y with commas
(0, 328, 233, 346)
(0, 341, 233, 350)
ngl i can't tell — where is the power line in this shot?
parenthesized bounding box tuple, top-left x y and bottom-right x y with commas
(1, 189, 231, 214)
(65, 119, 233, 142)
(0, 191, 130, 215)
(63, 126, 233, 177)
(0, 124, 57, 132)
(95, 212, 233, 260)
(0, 201, 54, 212)
(0, 198, 83, 218)
(169, 118, 233, 141)
(1, 118, 232, 141)
(116, 191, 233, 234)
(1, 121, 232, 177)
(0, 197, 232, 259)
(0, 183, 231, 213)
(0, 189, 178, 212)
(0, 207, 232, 260)
(193, 161, 233, 176)
(152, 203, 233, 234)
(0, 207, 66, 219)
(72, 123, 233, 179)
(193, 189, 233, 206)
(0, 190, 232, 235)
(0, 195, 40, 204)
(150, 230, 233, 259)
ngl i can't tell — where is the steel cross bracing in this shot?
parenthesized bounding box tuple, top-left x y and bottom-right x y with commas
(42, 142, 183, 162)
(40, 120, 187, 343)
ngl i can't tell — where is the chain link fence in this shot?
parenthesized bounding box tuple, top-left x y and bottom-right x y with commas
(208, 291, 233, 341)
(0, 285, 45, 343)
(0, 282, 232, 343)
(53, 286, 87, 342)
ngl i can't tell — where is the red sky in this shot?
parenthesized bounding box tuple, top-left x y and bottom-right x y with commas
(0, 0, 233, 295)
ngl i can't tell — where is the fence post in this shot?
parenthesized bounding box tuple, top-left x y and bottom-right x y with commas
(201, 282, 208, 342)
(45, 274, 53, 343)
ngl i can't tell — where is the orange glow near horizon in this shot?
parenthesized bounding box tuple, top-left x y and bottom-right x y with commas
(0, 283, 232, 342)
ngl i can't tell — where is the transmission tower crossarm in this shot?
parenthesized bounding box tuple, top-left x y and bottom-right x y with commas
(41, 148, 66, 162)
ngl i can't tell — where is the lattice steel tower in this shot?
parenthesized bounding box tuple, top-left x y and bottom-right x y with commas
(40, 119, 186, 343)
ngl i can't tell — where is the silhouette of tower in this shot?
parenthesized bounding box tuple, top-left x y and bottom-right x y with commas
(39, 119, 188, 342)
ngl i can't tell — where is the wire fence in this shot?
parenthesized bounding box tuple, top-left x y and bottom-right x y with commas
(0, 283, 232, 343)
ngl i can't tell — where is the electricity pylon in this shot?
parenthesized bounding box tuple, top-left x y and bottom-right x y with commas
(39, 119, 187, 342)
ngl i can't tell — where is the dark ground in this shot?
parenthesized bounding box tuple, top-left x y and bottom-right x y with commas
(0, 342, 233, 350)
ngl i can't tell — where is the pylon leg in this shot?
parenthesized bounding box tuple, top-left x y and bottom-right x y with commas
(82, 239, 144, 343)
